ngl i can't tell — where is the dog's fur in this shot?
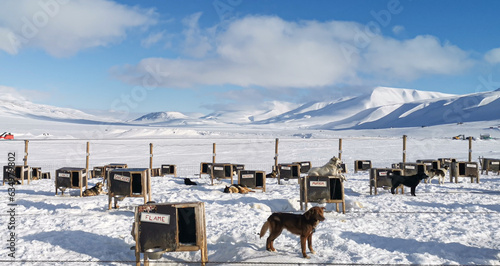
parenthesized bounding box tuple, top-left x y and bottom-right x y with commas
(260, 206, 325, 258)
(427, 166, 449, 185)
(184, 178, 197, 185)
(82, 182, 105, 196)
(223, 184, 253, 194)
(266, 170, 277, 179)
(391, 172, 429, 196)
(307, 157, 346, 181)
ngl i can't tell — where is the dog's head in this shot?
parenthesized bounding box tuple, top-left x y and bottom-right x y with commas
(304, 206, 325, 222)
(329, 157, 342, 167)
(416, 172, 429, 180)
(95, 182, 104, 189)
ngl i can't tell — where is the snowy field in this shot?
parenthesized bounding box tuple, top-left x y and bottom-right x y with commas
(1, 122, 500, 265)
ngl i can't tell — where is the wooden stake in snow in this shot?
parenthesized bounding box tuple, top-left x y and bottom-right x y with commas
(402, 135, 407, 163)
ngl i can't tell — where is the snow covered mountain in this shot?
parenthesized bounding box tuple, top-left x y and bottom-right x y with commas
(133, 111, 189, 122)
(0, 86, 115, 123)
(2, 86, 499, 131)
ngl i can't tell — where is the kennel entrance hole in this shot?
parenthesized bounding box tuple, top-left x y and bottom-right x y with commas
(256, 172, 264, 187)
(132, 173, 142, 194)
(71, 172, 80, 187)
(178, 207, 197, 245)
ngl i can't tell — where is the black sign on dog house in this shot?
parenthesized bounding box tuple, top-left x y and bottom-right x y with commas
(480, 158, 500, 175)
(55, 167, 88, 197)
(3, 165, 31, 185)
(293, 161, 312, 173)
(238, 170, 266, 192)
(354, 160, 372, 173)
(133, 202, 208, 265)
(210, 163, 235, 184)
(161, 164, 177, 176)
(450, 161, 479, 183)
(108, 168, 151, 209)
(300, 175, 345, 213)
(369, 168, 404, 195)
(277, 163, 301, 182)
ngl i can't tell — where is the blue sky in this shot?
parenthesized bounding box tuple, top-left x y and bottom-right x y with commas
(1, 0, 500, 119)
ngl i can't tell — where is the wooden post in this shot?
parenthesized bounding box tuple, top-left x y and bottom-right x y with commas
(402, 135, 407, 163)
(275, 138, 279, 184)
(468, 136, 472, 162)
(24, 140, 29, 185)
(338, 138, 343, 160)
(86, 142, 90, 177)
(149, 143, 153, 170)
(211, 143, 216, 185)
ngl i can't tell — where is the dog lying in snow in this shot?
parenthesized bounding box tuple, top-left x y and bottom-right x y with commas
(427, 166, 449, 185)
(391, 172, 429, 196)
(307, 157, 346, 181)
(82, 182, 106, 196)
(223, 184, 254, 194)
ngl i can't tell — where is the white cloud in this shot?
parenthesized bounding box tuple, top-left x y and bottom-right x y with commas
(0, 0, 157, 57)
(392, 25, 405, 35)
(141, 31, 166, 48)
(364, 35, 474, 80)
(484, 47, 500, 64)
(114, 15, 474, 89)
(181, 12, 213, 58)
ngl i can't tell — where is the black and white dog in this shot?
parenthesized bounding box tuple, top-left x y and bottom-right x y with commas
(427, 166, 449, 185)
(391, 172, 429, 196)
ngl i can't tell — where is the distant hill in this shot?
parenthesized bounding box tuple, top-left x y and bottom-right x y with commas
(1, 86, 499, 130)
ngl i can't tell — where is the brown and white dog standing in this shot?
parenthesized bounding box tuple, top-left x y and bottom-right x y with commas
(259, 206, 325, 258)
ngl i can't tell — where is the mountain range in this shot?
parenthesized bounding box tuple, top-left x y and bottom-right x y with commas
(1, 86, 499, 130)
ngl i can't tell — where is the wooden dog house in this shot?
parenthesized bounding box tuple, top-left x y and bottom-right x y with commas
(369, 168, 404, 195)
(55, 167, 88, 197)
(300, 175, 345, 213)
(133, 202, 207, 266)
(438, 158, 456, 168)
(354, 160, 372, 173)
(91, 166, 105, 179)
(238, 170, 266, 192)
(399, 162, 426, 176)
(293, 161, 312, 173)
(450, 161, 479, 183)
(277, 163, 301, 183)
(161, 164, 177, 177)
(480, 158, 500, 175)
(108, 168, 151, 209)
(103, 163, 128, 182)
(199, 162, 212, 176)
(209, 163, 237, 184)
(31, 167, 42, 180)
(3, 165, 31, 185)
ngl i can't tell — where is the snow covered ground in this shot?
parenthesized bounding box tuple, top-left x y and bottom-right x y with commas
(1, 125, 500, 265)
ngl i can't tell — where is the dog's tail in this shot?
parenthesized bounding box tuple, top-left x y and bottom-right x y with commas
(259, 221, 269, 238)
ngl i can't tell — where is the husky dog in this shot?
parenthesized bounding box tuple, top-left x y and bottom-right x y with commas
(307, 157, 345, 181)
(223, 184, 253, 194)
(82, 182, 105, 196)
(427, 166, 449, 185)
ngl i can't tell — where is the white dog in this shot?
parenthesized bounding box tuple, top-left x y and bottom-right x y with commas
(308, 157, 346, 181)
